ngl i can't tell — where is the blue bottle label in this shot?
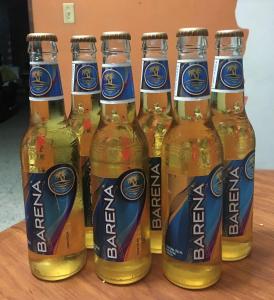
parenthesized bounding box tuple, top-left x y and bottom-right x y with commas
(149, 157, 162, 230)
(223, 151, 255, 237)
(29, 63, 63, 101)
(141, 59, 171, 93)
(72, 61, 100, 95)
(101, 63, 135, 104)
(92, 169, 149, 262)
(165, 166, 223, 263)
(82, 158, 92, 227)
(174, 59, 210, 101)
(211, 56, 244, 93)
(24, 164, 77, 255)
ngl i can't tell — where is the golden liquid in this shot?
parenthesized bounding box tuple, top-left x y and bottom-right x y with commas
(211, 92, 255, 261)
(138, 92, 172, 253)
(21, 100, 87, 281)
(162, 100, 222, 289)
(90, 103, 151, 284)
(70, 93, 100, 249)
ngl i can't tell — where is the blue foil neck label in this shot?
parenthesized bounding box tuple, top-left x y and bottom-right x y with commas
(72, 61, 100, 95)
(93, 169, 148, 262)
(211, 56, 244, 93)
(29, 62, 63, 101)
(165, 166, 223, 263)
(149, 157, 162, 230)
(141, 58, 171, 93)
(101, 63, 135, 104)
(223, 151, 255, 237)
(174, 59, 210, 101)
(25, 164, 77, 255)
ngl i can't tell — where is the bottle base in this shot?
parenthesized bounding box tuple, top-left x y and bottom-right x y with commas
(163, 258, 221, 289)
(95, 254, 151, 285)
(85, 227, 94, 249)
(29, 249, 87, 281)
(222, 240, 252, 261)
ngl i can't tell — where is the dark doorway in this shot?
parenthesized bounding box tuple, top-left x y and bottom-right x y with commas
(0, 0, 31, 122)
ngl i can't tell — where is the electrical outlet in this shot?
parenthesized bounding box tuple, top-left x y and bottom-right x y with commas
(63, 3, 75, 24)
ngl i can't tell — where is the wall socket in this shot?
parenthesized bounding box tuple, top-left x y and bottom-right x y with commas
(63, 3, 75, 24)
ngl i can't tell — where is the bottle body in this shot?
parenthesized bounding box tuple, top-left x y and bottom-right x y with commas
(162, 30, 222, 289)
(162, 102, 223, 289)
(70, 56, 101, 249)
(211, 51, 255, 260)
(91, 35, 151, 285)
(138, 53, 173, 253)
(91, 106, 151, 284)
(21, 38, 86, 281)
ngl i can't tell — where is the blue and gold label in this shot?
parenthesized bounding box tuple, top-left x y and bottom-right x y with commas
(101, 63, 135, 104)
(174, 59, 210, 101)
(165, 166, 223, 263)
(24, 164, 77, 255)
(72, 61, 100, 95)
(149, 157, 162, 230)
(141, 59, 171, 93)
(29, 62, 63, 101)
(211, 56, 244, 93)
(223, 151, 255, 237)
(92, 169, 149, 262)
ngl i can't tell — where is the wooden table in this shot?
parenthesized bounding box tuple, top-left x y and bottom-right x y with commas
(1, 171, 274, 300)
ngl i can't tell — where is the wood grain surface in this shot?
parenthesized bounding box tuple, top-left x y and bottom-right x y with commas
(0, 171, 273, 300)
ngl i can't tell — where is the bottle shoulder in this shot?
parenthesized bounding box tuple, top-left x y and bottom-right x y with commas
(91, 120, 148, 161)
(21, 121, 79, 148)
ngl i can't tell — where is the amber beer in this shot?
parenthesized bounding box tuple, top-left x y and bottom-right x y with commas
(21, 33, 86, 280)
(211, 30, 256, 261)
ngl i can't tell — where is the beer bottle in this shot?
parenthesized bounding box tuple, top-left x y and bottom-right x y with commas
(211, 30, 255, 261)
(21, 33, 86, 280)
(162, 28, 223, 289)
(70, 35, 101, 249)
(90, 31, 151, 284)
(138, 32, 173, 254)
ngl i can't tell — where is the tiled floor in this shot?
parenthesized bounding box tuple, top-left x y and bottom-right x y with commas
(0, 103, 28, 231)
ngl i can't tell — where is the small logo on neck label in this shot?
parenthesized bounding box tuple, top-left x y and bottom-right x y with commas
(174, 60, 210, 101)
(101, 64, 135, 104)
(141, 59, 171, 93)
(211, 56, 244, 93)
(29, 63, 63, 101)
(30, 66, 52, 96)
(72, 62, 100, 95)
(102, 69, 124, 99)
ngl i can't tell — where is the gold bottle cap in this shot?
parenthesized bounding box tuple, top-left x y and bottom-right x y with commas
(215, 29, 244, 38)
(176, 27, 208, 37)
(70, 35, 96, 43)
(101, 31, 131, 41)
(26, 33, 57, 42)
(141, 32, 168, 40)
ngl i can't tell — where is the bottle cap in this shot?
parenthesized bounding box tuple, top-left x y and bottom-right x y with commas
(26, 33, 57, 42)
(141, 32, 168, 40)
(215, 29, 244, 38)
(101, 31, 131, 40)
(176, 28, 208, 37)
(70, 35, 97, 43)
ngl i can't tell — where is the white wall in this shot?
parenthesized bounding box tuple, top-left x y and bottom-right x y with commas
(236, 0, 274, 169)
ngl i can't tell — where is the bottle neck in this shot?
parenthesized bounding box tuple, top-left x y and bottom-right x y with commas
(100, 38, 136, 124)
(211, 36, 245, 115)
(140, 38, 171, 115)
(28, 40, 65, 124)
(71, 41, 100, 113)
(174, 35, 210, 121)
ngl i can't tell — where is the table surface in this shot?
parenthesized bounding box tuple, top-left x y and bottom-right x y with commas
(1, 170, 273, 300)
